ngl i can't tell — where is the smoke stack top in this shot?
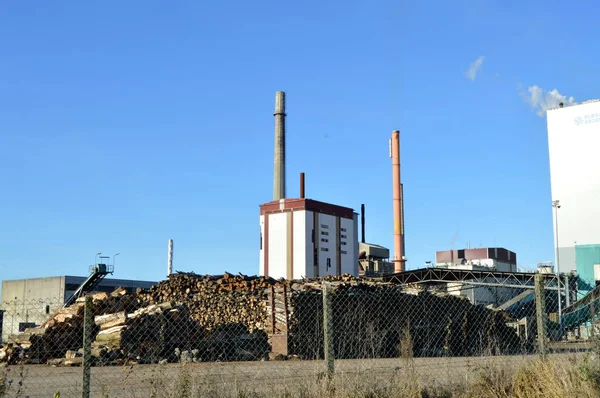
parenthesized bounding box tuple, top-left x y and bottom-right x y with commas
(300, 172, 305, 199)
(273, 91, 286, 201)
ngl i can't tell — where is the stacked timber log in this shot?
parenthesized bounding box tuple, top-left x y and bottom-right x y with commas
(0, 289, 142, 365)
(138, 272, 279, 332)
(91, 301, 210, 364)
(0, 272, 526, 366)
(287, 284, 526, 359)
(138, 272, 280, 362)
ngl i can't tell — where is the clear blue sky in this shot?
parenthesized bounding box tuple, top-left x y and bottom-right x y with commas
(1, 1, 598, 283)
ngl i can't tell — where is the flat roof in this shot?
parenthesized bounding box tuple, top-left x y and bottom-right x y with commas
(260, 198, 354, 219)
(548, 99, 600, 112)
(2, 276, 156, 288)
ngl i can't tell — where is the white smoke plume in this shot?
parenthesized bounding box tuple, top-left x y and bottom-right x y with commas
(465, 56, 485, 81)
(522, 85, 576, 117)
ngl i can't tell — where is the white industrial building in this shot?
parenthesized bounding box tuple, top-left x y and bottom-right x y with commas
(435, 247, 519, 306)
(547, 100, 600, 295)
(259, 198, 359, 279)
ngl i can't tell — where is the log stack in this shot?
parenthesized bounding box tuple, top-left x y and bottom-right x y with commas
(0, 272, 525, 366)
(138, 272, 282, 333)
(0, 289, 143, 365)
(90, 301, 207, 364)
(287, 284, 526, 359)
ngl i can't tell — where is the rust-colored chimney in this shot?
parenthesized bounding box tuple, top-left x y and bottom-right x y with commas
(390, 130, 405, 272)
(300, 172, 305, 199)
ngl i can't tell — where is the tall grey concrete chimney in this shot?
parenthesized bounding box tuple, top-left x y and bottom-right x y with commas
(273, 91, 286, 200)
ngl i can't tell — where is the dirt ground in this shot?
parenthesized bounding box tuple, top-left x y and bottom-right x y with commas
(1, 352, 582, 398)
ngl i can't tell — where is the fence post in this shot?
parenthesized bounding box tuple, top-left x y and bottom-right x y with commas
(322, 282, 334, 377)
(535, 273, 548, 360)
(82, 295, 93, 398)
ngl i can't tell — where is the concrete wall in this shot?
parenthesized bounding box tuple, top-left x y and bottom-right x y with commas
(259, 214, 265, 275)
(1, 277, 66, 304)
(341, 216, 357, 275)
(292, 210, 308, 279)
(0, 276, 156, 342)
(1, 277, 65, 342)
(316, 212, 336, 277)
(260, 209, 358, 279)
(547, 100, 600, 274)
(268, 212, 288, 279)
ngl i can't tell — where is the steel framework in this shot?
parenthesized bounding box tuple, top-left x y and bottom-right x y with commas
(382, 267, 560, 291)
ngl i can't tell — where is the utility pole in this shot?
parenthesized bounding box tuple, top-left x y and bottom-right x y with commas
(553, 200, 562, 326)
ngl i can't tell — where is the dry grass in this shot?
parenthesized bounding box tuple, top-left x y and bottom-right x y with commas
(128, 357, 600, 398)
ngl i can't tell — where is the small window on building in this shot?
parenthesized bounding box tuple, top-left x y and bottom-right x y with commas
(260, 232, 263, 250)
(321, 224, 329, 229)
(19, 322, 36, 332)
(341, 241, 347, 246)
(321, 238, 328, 243)
(341, 250, 347, 255)
(321, 247, 329, 252)
(341, 234, 347, 239)
(45, 305, 50, 314)
(321, 231, 329, 236)
(327, 258, 331, 268)
(341, 228, 347, 232)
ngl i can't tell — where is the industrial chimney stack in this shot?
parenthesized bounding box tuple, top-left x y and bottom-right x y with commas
(273, 91, 286, 201)
(361, 204, 366, 243)
(167, 239, 173, 277)
(390, 130, 406, 272)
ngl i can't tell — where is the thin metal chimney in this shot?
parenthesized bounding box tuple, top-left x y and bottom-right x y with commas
(390, 130, 405, 272)
(361, 204, 366, 243)
(167, 239, 173, 277)
(273, 91, 286, 201)
(300, 172, 305, 199)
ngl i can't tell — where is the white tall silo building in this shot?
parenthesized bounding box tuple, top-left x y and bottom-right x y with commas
(547, 99, 600, 294)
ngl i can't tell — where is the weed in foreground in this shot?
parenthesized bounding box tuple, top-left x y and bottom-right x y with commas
(0, 366, 11, 398)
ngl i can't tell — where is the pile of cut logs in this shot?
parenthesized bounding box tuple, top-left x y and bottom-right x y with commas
(138, 272, 280, 333)
(0, 289, 141, 365)
(0, 272, 524, 366)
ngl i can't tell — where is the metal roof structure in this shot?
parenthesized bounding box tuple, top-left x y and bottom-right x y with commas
(381, 267, 560, 290)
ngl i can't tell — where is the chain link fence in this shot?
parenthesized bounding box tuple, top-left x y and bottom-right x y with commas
(0, 272, 596, 397)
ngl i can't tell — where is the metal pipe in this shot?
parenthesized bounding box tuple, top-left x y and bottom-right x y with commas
(300, 172, 305, 199)
(391, 130, 405, 272)
(167, 239, 173, 277)
(564, 274, 570, 307)
(273, 91, 286, 201)
(361, 204, 365, 243)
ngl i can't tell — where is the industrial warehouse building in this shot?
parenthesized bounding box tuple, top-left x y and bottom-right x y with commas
(259, 198, 359, 279)
(0, 276, 156, 342)
(547, 100, 600, 295)
(435, 247, 518, 306)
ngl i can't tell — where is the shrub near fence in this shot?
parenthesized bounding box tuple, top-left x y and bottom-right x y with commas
(0, 272, 568, 397)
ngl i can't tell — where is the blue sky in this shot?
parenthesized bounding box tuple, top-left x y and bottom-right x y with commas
(1, 1, 598, 283)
